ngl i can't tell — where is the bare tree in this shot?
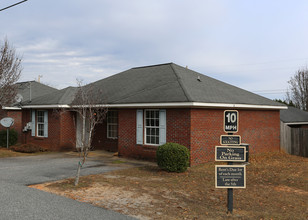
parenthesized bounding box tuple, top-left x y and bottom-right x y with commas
(70, 80, 108, 186)
(286, 67, 308, 111)
(0, 38, 22, 106)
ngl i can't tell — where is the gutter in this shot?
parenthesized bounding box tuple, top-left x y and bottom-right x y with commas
(2, 107, 22, 110)
(21, 102, 287, 110)
(285, 122, 308, 125)
(21, 105, 70, 109)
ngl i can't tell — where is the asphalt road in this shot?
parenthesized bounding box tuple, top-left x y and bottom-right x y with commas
(0, 153, 136, 220)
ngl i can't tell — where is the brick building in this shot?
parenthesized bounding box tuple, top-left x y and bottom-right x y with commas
(1, 81, 58, 143)
(16, 63, 286, 165)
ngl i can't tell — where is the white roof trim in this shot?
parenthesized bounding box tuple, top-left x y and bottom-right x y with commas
(21, 102, 287, 110)
(285, 122, 308, 125)
(102, 102, 287, 109)
(22, 105, 70, 109)
(2, 107, 22, 110)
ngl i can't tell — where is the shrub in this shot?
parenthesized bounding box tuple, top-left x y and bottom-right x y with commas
(10, 144, 48, 153)
(156, 142, 190, 172)
(0, 129, 18, 147)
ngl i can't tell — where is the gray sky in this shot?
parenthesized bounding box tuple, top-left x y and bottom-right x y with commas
(1, 0, 307, 100)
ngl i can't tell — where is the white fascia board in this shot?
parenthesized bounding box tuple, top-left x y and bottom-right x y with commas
(91, 102, 288, 109)
(2, 106, 22, 110)
(22, 105, 70, 109)
(20, 102, 287, 110)
(285, 122, 308, 125)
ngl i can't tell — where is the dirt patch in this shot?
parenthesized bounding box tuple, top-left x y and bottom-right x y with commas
(30, 152, 308, 220)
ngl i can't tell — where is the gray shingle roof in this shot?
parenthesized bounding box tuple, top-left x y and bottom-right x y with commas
(15, 81, 58, 103)
(89, 63, 285, 107)
(280, 107, 308, 123)
(22, 87, 77, 106)
(22, 63, 286, 108)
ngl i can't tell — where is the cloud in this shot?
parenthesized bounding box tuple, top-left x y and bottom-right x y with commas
(1, 0, 308, 100)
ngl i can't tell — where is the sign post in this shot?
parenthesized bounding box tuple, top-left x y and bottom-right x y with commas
(215, 110, 247, 214)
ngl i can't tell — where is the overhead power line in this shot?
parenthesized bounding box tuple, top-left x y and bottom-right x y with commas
(0, 0, 28, 12)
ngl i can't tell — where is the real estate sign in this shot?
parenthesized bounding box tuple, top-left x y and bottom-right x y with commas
(215, 165, 246, 188)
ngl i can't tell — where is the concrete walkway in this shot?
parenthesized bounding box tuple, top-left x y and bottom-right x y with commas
(0, 151, 148, 220)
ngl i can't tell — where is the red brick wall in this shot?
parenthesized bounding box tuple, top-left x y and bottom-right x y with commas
(22, 110, 76, 151)
(18, 107, 281, 164)
(166, 109, 191, 149)
(59, 111, 76, 150)
(118, 109, 146, 159)
(239, 110, 280, 153)
(190, 109, 223, 166)
(118, 108, 191, 161)
(23, 110, 60, 150)
(190, 109, 281, 166)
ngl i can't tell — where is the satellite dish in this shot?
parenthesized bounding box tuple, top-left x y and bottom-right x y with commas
(0, 117, 14, 128)
(15, 93, 23, 103)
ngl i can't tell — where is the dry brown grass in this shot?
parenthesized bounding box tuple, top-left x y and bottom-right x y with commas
(0, 148, 33, 157)
(31, 152, 308, 220)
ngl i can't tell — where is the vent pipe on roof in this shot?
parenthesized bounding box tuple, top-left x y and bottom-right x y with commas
(197, 76, 201, 82)
(29, 81, 32, 102)
(37, 75, 43, 83)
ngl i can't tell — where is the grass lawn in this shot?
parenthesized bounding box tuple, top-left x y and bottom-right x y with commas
(0, 148, 50, 157)
(31, 152, 307, 220)
(0, 148, 32, 157)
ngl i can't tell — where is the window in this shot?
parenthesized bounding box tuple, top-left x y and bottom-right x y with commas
(136, 109, 166, 146)
(107, 111, 118, 139)
(145, 110, 160, 145)
(31, 110, 48, 138)
(37, 111, 45, 137)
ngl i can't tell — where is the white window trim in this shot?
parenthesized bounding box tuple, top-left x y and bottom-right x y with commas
(144, 109, 160, 146)
(107, 110, 118, 139)
(36, 110, 46, 137)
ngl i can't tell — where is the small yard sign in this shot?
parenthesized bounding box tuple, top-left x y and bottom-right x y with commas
(224, 110, 238, 133)
(220, 135, 241, 145)
(215, 146, 246, 162)
(215, 165, 246, 188)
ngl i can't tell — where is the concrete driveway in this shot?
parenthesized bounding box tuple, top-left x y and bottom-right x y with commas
(0, 152, 140, 220)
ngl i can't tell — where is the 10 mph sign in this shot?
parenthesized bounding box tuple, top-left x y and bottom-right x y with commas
(224, 110, 238, 133)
